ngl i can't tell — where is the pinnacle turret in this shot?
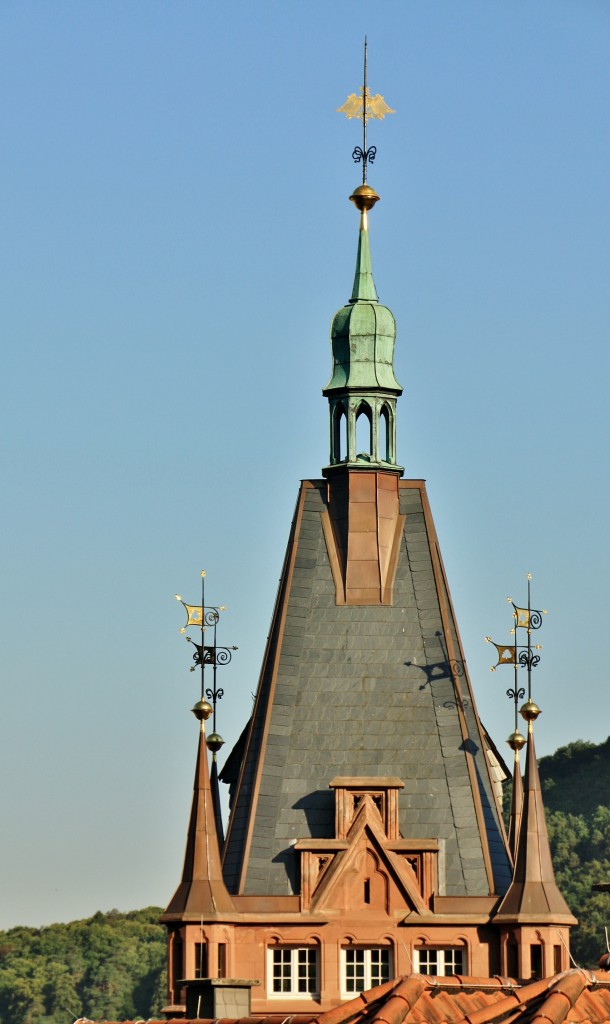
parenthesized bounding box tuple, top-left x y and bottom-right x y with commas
(162, 718, 234, 920)
(495, 722, 575, 924)
(323, 188, 403, 475)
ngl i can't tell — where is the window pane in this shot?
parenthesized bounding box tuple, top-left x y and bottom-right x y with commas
(416, 948, 464, 977)
(218, 943, 226, 979)
(194, 942, 208, 979)
(444, 949, 463, 976)
(297, 948, 316, 993)
(370, 948, 390, 985)
(272, 948, 292, 993)
(345, 948, 365, 992)
(271, 947, 317, 996)
(417, 949, 437, 975)
(344, 948, 391, 994)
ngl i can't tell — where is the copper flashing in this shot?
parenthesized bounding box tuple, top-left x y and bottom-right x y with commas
(324, 470, 404, 605)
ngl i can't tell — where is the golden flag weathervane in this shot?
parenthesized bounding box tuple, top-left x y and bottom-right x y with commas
(337, 37, 395, 184)
(484, 573, 547, 750)
(175, 571, 237, 737)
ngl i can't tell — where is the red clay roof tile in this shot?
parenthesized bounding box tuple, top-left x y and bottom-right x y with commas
(89, 971, 610, 1024)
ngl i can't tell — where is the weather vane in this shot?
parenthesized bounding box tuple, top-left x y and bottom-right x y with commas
(175, 570, 237, 744)
(337, 37, 395, 184)
(485, 573, 548, 746)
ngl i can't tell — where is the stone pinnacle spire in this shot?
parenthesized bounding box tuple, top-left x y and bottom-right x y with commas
(349, 187, 379, 302)
(495, 722, 575, 924)
(506, 727, 526, 861)
(508, 748, 524, 862)
(323, 185, 403, 475)
(162, 714, 234, 920)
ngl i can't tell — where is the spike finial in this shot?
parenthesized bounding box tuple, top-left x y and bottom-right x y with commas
(337, 38, 394, 195)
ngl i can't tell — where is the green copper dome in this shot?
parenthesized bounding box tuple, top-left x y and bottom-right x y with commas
(322, 199, 403, 476)
(324, 225, 402, 395)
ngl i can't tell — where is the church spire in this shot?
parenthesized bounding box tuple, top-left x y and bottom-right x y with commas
(507, 742, 524, 861)
(162, 701, 234, 920)
(323, 185, 403, 474)
(350, 207, 378, 302)
(506, 726, 526, 860)
(327, 49, 401, 476)
(495, 704, 575, 924)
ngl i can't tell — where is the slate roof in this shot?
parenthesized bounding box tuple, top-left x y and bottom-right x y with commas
(221, 478, 512, 899)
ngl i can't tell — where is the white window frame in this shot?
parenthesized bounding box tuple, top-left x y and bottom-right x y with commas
(267, 946, 319, 998)
(341, 946, 393, 996)
(414, 947, 465, 976)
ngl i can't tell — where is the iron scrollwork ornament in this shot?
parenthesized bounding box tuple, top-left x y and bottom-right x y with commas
(352, 144, 376, 169)
(175, 574, 238, 734)
(518, 649, 540, 670)
(507, 686, 526, 701)
(187, 638, 236, 670)
(206, 685, 224, 703)
(528, 609, 544, 630)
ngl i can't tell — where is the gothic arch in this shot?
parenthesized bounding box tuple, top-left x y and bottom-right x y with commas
(332, 401, 347, 463)
(379, 403, 392, 462)
(355, 400, 373, 458)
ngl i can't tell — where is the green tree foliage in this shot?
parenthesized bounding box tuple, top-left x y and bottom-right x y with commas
(546, 804, 610, 967)
(503, 736, 610, 968)
(540, 737, 610, 818)
(0, 908, 166, 1024)
(2, 739, 610, 1024)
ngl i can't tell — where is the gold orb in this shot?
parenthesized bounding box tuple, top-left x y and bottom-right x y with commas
(349, 183, 380, 213)
(507, 729, 526, 751)
(192, 698, 213, 721)
(206, 732, 225, 754)
(519, 697, 541, 723)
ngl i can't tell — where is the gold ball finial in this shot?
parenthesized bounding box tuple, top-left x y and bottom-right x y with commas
(192, 698, 213, 722)
(519, 697, 541, 723)
(206, 732, 225, 754)
(507, 729, 526, 752)
(349, 183, 380, 213)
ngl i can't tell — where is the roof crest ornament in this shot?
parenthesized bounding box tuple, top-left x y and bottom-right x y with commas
(175, 569, 237, 749)
(484, 572, 547, 745)
(338, 38, 394, 227)
(337, 36, 395, 186)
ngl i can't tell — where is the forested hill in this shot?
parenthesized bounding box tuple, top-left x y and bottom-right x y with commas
(539, 737, 610, 968)
(539, 736, 610, 818)
(0, 907, 166, 1024)
(1, 739, 609, 1024)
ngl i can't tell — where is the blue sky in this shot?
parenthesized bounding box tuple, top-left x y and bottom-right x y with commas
(1, 0, 609, 930)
